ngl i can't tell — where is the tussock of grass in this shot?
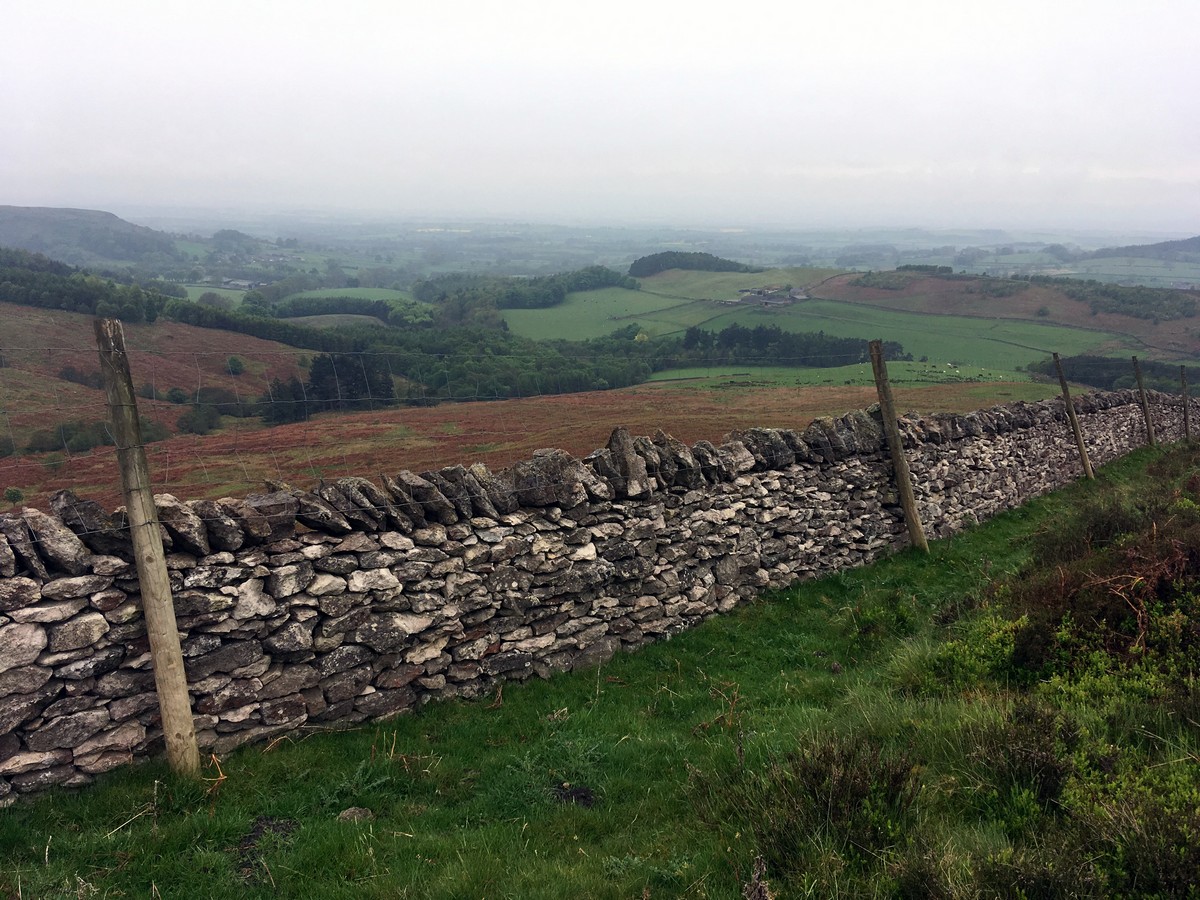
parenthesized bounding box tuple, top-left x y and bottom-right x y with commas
(5, 446, 1200, 897)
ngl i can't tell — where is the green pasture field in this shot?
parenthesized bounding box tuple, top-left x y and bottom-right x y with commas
(173, 240, 209, 257)
(503, 288, 723, 340)
(504, 268, 843, 342)
(637, 267, 843, 301)
(646, 360, 1028, 388)
(279, 287, 416, 302)
(183, 285, 245, 302)
(1061, 256, 1200, 287)
(704, 299, 1134, 369)
(505, 271, 1136, 368)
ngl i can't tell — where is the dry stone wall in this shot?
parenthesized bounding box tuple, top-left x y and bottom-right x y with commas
(0, 390, 1189, 801)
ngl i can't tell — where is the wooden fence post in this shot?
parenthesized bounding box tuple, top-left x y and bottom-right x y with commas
(869, 340, 928, 553)
(1053, 353, 1094, 480)
(95, 318, 200, 777)
(1132, 356, 1156, 447)
(1182, 365, 1191, 444)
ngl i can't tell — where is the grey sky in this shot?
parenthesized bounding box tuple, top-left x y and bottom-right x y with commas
(3, 0, 1197, 231)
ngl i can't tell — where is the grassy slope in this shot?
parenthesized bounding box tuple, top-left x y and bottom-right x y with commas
(705, 299, 1128, 369)
(816, 272, 1200, 359)
(646, 360, 1041, 388)
(4, 447, 1192, 898)
(502, 268, 839, 341)
(0, 301, 304, 466)
(280, 288, 416, 302)
(1063, 256, 1200, 287)
(503, 269, 1141, 371)
(183, 285, 246, 302)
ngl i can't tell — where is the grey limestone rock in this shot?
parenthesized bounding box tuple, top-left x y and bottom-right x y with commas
(0, 576, 40, 612)
(0, 532, 14, 578)
(189, 500, 245, 552)
(41, 575, 113, 602)
(22, 509, 92, 576)
(0, 515, 50, 580)
(654, 429, 705, 489)
(240, 492, 300, 543)
(154, 494, 211, 557)
(47, 611, 110, 652)
(50, 491, 133, 559)
(389, 470, 458, 525)
(604, 427, 653, 498)
(467, 463, 519, 514)
(508, 450, 589, 508)
(0, 622, 48, 673)
(292, 490, 354, 535)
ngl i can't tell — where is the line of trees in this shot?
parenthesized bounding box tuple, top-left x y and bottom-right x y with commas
(0, 247, 170, 322)
(251, 325, 910, 423)
(413, 265, 636, 310)
(1030, 355, 1200, 394)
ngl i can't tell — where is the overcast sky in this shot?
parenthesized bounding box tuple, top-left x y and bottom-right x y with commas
(3, 0, 1197, 232)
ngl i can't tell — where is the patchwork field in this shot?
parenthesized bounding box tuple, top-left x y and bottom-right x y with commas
(504, 285, 1134, 371)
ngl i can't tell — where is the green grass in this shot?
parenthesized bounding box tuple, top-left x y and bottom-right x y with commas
(503, 269, 840, 341)
(280, 288, 416, 302)
(646, 360, 1027, 388)
(636, 267, 841, 300)
(502, 270, 1137, 369)
(5, 447, 1198, 898)
(183, 285, 245, 302)
(704, 299, 1133, 369)
(1062, 257, 1200, 287)
(502, 287, 712, 340)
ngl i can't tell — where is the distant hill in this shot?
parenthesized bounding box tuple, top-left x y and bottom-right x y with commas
(0, 205, 182, 267)
(628, 251, 762, 278)
(1088, 234, 1200, 262)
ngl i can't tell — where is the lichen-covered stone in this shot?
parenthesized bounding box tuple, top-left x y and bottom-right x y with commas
(22, 508, 92, 576)
(48, 612, 110, 652)
(0, 622, 48, 673)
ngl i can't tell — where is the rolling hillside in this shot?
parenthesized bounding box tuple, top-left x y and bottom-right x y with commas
(814, 271, 1200, 358)
(503, 268, 1162, 370)
(0, 303, 1051, 511)
(0, 205, 181, 267)
(0, 301, 307, 465)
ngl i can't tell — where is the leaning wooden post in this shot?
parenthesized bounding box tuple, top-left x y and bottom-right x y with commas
(95, 318, 200, 777)
(1181, 365, 1191, 443)
(1053, 353, 1094, 480)
(1132, 356, 1156, 447)
(869, 340, 928, 553)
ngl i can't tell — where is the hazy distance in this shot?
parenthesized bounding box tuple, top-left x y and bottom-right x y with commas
(3, 0, 1197, 233)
